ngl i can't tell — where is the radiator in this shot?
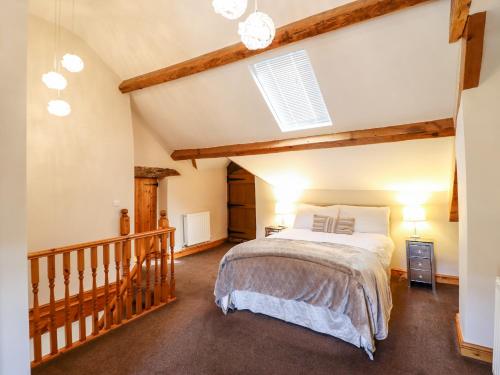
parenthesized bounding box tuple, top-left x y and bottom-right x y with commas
(183, 211, 211, 246)
(494, 277, 500, 374)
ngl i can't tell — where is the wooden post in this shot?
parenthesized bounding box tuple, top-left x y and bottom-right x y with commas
(114, 242, 122, 325)
(77, 249, 86, 342)
(123, 239, 132, 319)
(170, 229, 176, 299)
(159, 211, 169, 302)
(153, 235, 160, 306)
(145, 237, 152, 310)
(120, 209, 132, 319)
(63, 253, 72, 348)
(91, 247, 99, 336)
(103, 244, 111, 330)
(135, 238, 143, 315)
(30, 258, 42, 363)
(158, 209, 169, 229)
(120, 209, 130, 236)
(47, 254, 58, 355)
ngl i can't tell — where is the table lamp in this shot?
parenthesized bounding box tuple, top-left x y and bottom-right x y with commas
(403, 205, 426, 239)
(275, 201, 294, 226)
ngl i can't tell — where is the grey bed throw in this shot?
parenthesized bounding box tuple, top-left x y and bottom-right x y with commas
(214, 238, 392, 358)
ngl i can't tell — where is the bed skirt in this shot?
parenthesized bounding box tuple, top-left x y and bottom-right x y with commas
(219, 290, 374, 359)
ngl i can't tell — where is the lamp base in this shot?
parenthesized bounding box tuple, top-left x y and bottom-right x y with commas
(409, 234, 421, 239)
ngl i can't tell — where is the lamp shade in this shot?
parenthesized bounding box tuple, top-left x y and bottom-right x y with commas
(403, 205, 426, 222)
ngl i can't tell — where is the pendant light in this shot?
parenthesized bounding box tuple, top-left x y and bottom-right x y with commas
(212, 0, 248, 20)
(42, 0, 68, 90)
(48, 99, 71, 117)
(238, 0, 275, 50)
(61, 0, 84, 73)
(44, 0, 71, 117)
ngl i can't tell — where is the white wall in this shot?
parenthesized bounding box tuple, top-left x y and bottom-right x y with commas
(255, 181, 459, 276)
(0, 1, 30, 374)
(132, 112, 228, 250)
(27, 16, 135, 250)
(457, 2, 500, 348)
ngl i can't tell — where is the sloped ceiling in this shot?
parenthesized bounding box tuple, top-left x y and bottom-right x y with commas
(29, 0, 459, 192)
(231, 137, 455, 191)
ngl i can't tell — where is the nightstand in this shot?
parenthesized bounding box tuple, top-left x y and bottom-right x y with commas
(406, 238, 436, 291)
(265, 225, 287, 237)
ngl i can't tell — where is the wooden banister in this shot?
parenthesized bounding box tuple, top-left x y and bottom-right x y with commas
(28, 208, 177, 367)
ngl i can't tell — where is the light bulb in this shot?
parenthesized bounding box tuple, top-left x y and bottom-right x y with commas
(212, 0, 247, 20)
(42, 71, 67, 90)
(47, 99, 71, 117)
(238, 11, 275, 50)
(61, 53, 85, 73)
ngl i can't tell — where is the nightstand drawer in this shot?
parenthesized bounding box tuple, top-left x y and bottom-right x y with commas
(409, 243, 431, 258)
(409, 257, 431, 271)
(410, 269, 432, 284)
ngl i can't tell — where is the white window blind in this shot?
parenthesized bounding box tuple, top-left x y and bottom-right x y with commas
(250, 50, 332, 132)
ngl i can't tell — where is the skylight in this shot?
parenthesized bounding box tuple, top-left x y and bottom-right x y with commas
(250, 50, 332, 132)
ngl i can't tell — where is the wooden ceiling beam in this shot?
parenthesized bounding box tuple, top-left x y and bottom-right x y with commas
(170, 118, 455, 160)
(450, 11, 486, 222)
(460, 12, 486, 91)
(119, 0, 432, 93)
(449, 163, 459, 222)
(449, 0, 472, 43)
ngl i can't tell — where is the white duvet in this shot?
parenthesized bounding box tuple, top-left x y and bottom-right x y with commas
(269, 228, 395, 270)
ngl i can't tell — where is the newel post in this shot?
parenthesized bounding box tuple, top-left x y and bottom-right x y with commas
(159, 210, 169, 302)
(120, 209, 130, 236)
(158, 210, 169, 229)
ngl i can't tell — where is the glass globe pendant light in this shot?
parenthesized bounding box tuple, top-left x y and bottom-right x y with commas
(238, 0, 275, 50)
(42, 71, 67, 90)
(48, 99, 71, 117)
(212, 0, 247, 20)
(61, 0, 84, 73)
(61, 53, 84, 73)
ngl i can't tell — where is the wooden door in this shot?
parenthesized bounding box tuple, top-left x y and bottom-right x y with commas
(135, 178, 158, 233)
(227, 162, 256, 242)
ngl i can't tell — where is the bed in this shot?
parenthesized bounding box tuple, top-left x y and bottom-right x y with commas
(214, 204, 394, 359)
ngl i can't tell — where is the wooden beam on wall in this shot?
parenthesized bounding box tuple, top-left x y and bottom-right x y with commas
(450, 12, 486, 222)
(119, 0, 432, 93)
(449, 163, 459, 222)
(449, 0, 471, 43)
(134, 166, 180, 179)
(171, 118, 455, 160)
(460, 12, 487, 90)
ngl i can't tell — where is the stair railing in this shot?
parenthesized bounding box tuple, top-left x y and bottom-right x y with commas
(28, 209, 175, 367)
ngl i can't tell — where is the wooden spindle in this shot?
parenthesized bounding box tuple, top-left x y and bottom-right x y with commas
(103, 244, 111, 330)
(145, 237, 152, 310)
(153, 235, 160, 306)
(91, 246, 98, 335)
(135, 238, 143, 315)
(63, 252, 72, 348)
(170, 229, 176, 299)
(30, 258, 42, 363)
(123, 239, 132, 319)
(114, 242, 122, 325)
(77, 249, 86, 342)
(47, 254, 58, 355)
(159, 211, 169, 302)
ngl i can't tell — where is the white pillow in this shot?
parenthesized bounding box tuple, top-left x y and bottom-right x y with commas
(338, 205, 390, 235)
(293, 204, 339, 229)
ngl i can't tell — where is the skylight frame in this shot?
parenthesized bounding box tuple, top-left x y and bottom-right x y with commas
(250, 49, 333, 133)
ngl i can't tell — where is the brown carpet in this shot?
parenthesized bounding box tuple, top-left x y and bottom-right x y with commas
(33, 243, 491, 375)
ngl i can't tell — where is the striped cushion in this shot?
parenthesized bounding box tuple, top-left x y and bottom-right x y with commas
(334, 217, 355, 235)
(312, 214, 335, 233)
